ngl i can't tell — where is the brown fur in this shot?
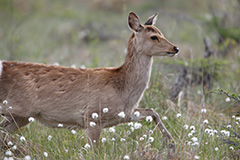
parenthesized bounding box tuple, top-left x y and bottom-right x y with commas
(0, 12, 178, 148)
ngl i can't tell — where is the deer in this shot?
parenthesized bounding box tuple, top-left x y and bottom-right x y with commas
(0, 12, 179, 149)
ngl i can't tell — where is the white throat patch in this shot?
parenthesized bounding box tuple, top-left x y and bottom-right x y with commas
(0, 60, 3, 77)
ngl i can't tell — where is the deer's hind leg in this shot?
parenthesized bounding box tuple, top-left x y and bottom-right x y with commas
(1, 116, 29, 133)
(129, 108, 175, 149)
(0, 116, 29, 148)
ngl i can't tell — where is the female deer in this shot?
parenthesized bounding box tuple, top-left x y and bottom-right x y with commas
(0, 12, 179, 148)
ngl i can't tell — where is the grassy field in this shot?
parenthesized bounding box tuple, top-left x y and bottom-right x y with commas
(0, 0, 240, 159)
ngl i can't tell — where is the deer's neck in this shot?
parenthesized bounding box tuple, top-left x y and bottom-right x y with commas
(120, 36, 153, 109)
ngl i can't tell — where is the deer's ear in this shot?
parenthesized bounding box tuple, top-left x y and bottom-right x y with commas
(144, 13, 158, 25)
(128, 12, 144, 32)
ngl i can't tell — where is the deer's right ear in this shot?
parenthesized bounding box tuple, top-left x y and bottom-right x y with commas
(144, 13, 158, 25)
(128, 12, 144, 32)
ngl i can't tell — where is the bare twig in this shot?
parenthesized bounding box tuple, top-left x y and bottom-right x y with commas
(209, 89, 240, 102)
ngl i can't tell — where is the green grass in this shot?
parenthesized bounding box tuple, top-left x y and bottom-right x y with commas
(1, 0, 240, 159)
(1, 85, 239, 159)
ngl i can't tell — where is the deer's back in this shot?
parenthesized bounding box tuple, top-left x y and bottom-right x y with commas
(0, 61, 125, 128)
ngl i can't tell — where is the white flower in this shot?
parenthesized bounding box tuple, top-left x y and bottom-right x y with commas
(225, 97, 230, 102)
(80, 65, 86, 69)
(134, 122, 142, 129)
(221, 130, 230, 137)
(103, 108, 109, 113)
(197, 90, 201, 95)
(162, 116, 167, 120)
(58, 123, 63, 127)
(201, 109, 207, 113)
(134, 111, 140, 117)
(128, 122, 133, 127)
(130, 127, 134, 132)
(236, 117, 240, 121)
(48, 135, 52, 141)
(225, 131, 230, 137)
(215, 147, 219, 151)
(12, 145, 17, 150)
(187, 141, 192, 145)
(123, 155, 130, 160)
(7, 141, 13, 146)
(232, 115, 236, 119)
(126, 131, 131, 135)
(71, 64, 76, 68)
(143, 134, 147, 138)
(43, 152, 48, 157)
(8, 157, 14, 160)
(120, 138, 126, 142)
(227, 125, 231, 128)
(191, 130, 196, 134)
(54, 62, 59, 66)
(188, 133, 193, 137)
(149, 137, 154, 142)
(203, 119, 209, 124)
(92, 113, 98, 119)
(84, 143, 91, 149)
(139, 137, 144, 141)
(3, 100, 8, 105)
(90, 121, 96, 127)
(101, 138, 106, 143)
(229, 146, 234, 150)
(111, 138, 116, 141)
(5, 150, 13, 156)
(190, 126, 195, 130)
(184, 124, 189, 130)
(194, 155, 200, 159)
(149, 130, 153, 134)
(205, 128, 212, 134)
(176, 113, 181, 118)
(209, 132, 214, 137)
(118, 111, 125, 118)
(146, 116, 153, 122)
(20, 136, 26, 142)
(9, 106, 12, 110)
(192, 142, 199, 146)
(71, 129, 76, 134)
(109, 127, 115, 133)
(191, 137, 198, 142)
(28, 117, 35, 122)
(24, 155, 31, 160)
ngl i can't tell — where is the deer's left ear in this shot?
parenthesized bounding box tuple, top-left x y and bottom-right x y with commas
(128, 12, 144, 32)
(144, 13, 158, 25)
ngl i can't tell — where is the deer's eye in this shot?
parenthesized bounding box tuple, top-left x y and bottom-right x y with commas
(151, 36, 159, 41)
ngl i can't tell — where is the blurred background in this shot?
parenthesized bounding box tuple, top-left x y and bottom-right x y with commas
(0, 0, 239, 112)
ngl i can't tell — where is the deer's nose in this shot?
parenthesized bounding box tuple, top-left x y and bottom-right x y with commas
(173, 46, 179, 53)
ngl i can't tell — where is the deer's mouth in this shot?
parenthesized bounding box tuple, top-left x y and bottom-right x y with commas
(167, 52, 177, 57)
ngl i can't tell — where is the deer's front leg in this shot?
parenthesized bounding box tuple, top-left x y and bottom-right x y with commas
(129, 108, 175, 149)
(86, 125, 102, 147)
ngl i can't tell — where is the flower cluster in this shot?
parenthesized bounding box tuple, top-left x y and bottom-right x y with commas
(205, 128, 218, 137)
(118, 111, 125, 118)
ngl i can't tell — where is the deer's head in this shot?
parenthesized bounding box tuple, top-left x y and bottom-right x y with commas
(128, 12, 179, 57)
